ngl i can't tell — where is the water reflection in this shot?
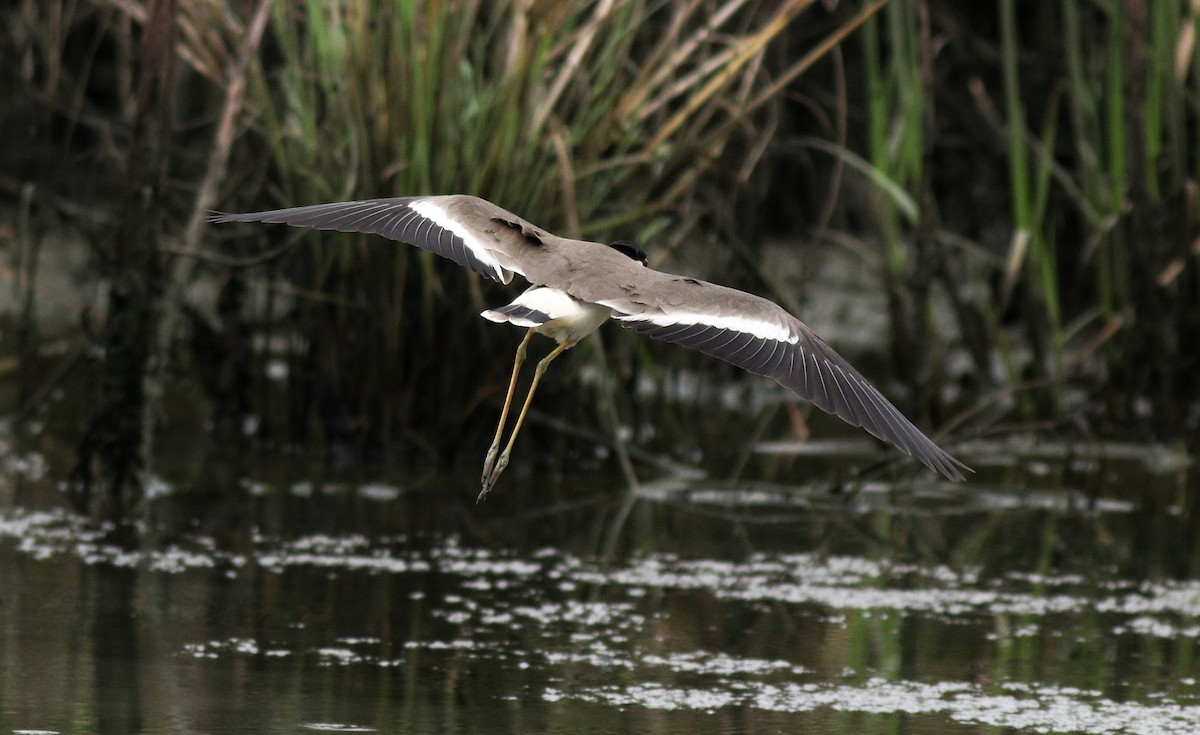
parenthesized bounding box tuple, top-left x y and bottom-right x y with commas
(1, 444, 1199, 734)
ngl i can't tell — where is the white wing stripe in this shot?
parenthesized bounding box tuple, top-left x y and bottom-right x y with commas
(610, 310, 795, 343)
(410, 199, 513, 281)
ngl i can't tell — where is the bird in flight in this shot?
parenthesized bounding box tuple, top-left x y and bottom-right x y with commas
(213, 195, 968, 499)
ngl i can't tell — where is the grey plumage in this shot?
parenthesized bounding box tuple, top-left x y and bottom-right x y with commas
(213, 195, 968, 481)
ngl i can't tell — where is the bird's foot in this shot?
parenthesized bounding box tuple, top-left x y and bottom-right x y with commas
(478, 451, 510, 503)
(481, 443, 500, 486)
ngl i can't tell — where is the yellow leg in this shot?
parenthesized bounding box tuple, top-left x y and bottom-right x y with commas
(479, 340, 571, 502)
(482, 329, 535, 485)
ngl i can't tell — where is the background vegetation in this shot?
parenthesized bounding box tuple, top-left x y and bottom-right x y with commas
(2, 0, 1198, 506)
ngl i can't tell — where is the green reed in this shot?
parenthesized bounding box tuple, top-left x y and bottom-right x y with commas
(852, 0, 1200, 437)
(1054, 0, 1198, 430)
(858, 0, 947, 417)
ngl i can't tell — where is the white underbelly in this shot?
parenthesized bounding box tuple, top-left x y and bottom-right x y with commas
(484, 286, 612, 345)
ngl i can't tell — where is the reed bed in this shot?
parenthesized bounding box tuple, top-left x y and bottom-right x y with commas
(840, 0, 1200, 448)
(204, 0, 851, 459)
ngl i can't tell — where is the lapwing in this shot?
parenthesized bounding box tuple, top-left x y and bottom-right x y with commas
(213, 195, 969, 499)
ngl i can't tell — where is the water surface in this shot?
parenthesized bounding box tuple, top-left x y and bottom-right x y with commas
(1, 437, 1198, 734)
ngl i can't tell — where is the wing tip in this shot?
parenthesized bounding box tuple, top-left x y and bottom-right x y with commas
(914, 443, 972, 482)
(934, 456, 972, 482)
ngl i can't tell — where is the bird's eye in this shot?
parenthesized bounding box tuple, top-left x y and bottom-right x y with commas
(608, 239, 648, 265)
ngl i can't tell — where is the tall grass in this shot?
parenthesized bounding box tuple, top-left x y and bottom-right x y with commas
(859, 0, 933, 413)
(998, 0, 1063, 419)
(848, 0, 1200, 442)
(1010, 0, 1199, 433)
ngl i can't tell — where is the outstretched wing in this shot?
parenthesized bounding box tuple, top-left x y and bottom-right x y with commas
(596, 274, 968, 481)
(215, 194, 966, 480)
(211, 195, 549, 285)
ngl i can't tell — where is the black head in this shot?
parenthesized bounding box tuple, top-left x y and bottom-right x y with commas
(608, 239, 648, 266)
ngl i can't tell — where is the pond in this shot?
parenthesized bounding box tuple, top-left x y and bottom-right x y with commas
(1, 435, 1198, 735)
